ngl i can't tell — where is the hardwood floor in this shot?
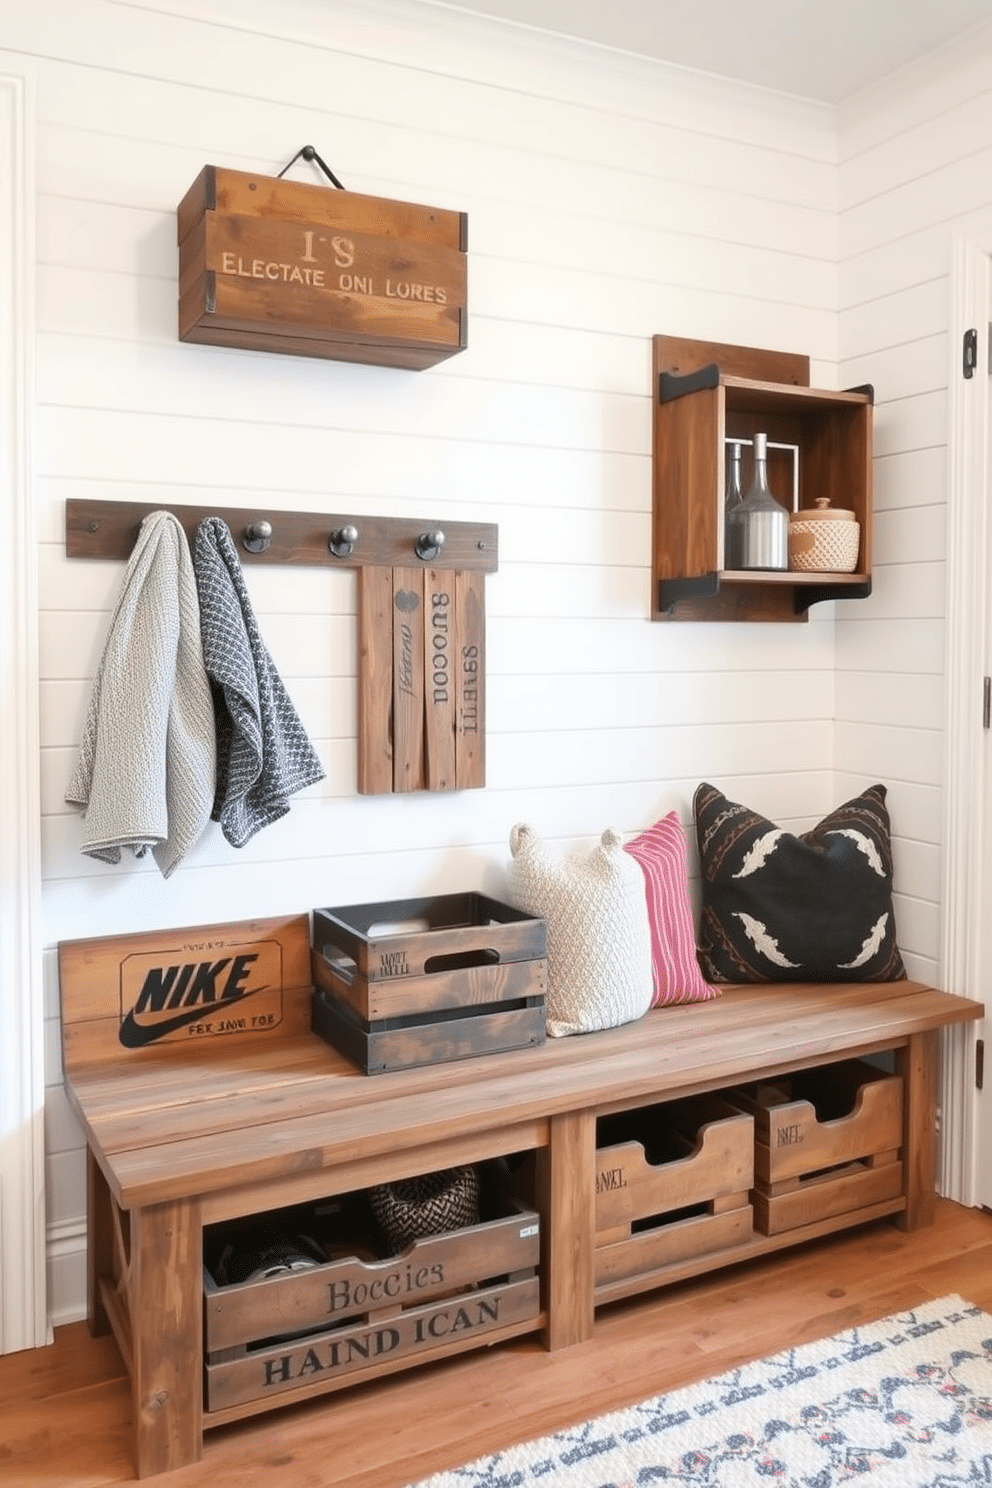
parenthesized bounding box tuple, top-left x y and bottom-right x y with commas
(4, 1198, 991, 1488)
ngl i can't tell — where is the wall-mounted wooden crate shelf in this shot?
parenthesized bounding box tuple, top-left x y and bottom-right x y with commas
(651, 335, 874, 623)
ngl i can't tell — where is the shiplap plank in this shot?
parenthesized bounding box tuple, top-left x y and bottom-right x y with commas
(889, 838, 943, 908)
(834, 720, 943, 788)
(11, 0, 837, 164)
(859, 559, 944, 621)
(842, 334, 946, 404)
(873, 505, 946, 567)
(843, 143, 992, 262)
(36, 335, 652, 455)
(835, 671, 944, 730)
(834, 618, 945, 675)
(841, 96, 992, 213)
(872, 390, 949, 460)
(35, 407, 645, 505)
(37, 111, 837, 265)
(838, 18, 992, 160)
(840, 279, 947, 361)
(36, 270, 652, 393)
(488, 669, 831, 733)
(871, 447, 949, 514)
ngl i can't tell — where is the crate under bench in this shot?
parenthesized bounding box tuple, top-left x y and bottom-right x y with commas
(57, 915, 982, 1479)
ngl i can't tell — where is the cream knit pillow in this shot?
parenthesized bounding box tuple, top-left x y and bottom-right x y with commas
(507, 823, 654, 1037)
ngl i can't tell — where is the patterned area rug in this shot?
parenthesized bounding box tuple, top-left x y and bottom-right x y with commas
(405, 1295, 992, 1487)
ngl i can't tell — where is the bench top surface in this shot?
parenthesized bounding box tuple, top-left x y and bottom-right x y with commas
(60, 936, 983, 1211)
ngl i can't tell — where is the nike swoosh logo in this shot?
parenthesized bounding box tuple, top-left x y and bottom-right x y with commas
(118, 985, 267, 1049)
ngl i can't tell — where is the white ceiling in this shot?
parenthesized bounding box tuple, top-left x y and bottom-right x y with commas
(426, 0, 992, 102)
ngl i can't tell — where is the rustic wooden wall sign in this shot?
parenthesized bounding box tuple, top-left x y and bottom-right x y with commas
(66, 499, 496, 794)
(57, 915, 314, 1062)
(178, 165, 468, 370)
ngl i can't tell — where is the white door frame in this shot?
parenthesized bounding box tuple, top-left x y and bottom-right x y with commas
(941, 235, 989, 1207)
(0, 63, 47, 1352)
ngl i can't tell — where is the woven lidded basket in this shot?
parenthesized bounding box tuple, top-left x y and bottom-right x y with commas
(789, 499, 860, 573)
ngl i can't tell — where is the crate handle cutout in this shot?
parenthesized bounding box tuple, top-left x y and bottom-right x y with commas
(424, 948, 501, 975)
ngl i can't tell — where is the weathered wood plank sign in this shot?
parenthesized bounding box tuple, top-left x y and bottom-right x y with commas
(357, 563, 486, 794)
(178, 165, 468, 369)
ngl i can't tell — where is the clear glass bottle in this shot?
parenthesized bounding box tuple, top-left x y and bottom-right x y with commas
(724, 440, 744, 569)
(735, 431, 789, 571)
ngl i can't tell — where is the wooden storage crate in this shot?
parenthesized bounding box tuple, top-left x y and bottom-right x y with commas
(310, 893, 547, 1074)
(203, 1179, 541, 1413)
(594, 1094, 754, 1289)
(729, 1059, 903, 1235)
(178, 165, 468, 370)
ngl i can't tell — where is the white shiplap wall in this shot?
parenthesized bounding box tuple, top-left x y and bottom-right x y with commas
(10, 0, 859, 1325)
(835, 19, 992, 984)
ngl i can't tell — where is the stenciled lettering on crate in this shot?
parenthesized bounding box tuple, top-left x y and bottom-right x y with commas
(202, 1200, 542, 1413)
(261, 1294, 503, 1388)
(178, 166, 468, 371)
(58, 916, 313, 1060)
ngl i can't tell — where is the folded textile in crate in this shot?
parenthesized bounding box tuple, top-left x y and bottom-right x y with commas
(368, 1167, 481, 1253)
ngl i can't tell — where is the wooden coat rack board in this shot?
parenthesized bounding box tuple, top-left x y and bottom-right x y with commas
(65, 498, 497, 795)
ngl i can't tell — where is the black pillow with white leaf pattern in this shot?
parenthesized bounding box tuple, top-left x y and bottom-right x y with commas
(693, 782, 906, 984)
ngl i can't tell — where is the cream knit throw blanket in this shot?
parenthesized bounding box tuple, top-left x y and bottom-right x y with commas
(65, 510, 216, 877)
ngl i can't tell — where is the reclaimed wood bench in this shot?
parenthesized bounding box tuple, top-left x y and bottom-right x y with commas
(58, 914, 983, 1479)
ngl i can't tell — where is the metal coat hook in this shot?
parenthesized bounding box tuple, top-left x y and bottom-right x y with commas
(414, 530, 445, 562)
(277, 144, 346, 190)
(243, 519, 273, 554)
(329, 524, 359, 559)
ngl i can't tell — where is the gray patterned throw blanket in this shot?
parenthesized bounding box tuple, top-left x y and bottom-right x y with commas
(193, 516, 324, 846)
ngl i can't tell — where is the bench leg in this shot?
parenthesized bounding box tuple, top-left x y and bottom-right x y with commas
(538, 1109, 595, 1350)
(86, 1147, 114, 1338)
(895, 1029, 938, 1231)
(129, 1197, 203, 1478)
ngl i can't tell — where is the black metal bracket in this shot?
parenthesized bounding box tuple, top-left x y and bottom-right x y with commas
(659, 363, 721, 403)
(844, 382, 875, 403)
(659, 572, 871, 617)
(658, 573, 721, 611)
(277, 144, 345, 190)
(794, 578, 872, 613)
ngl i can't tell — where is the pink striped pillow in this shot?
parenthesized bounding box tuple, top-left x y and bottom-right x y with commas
(624, 812, 720, 1009)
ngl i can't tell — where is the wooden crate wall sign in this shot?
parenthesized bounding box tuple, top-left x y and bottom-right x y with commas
(178, 165, 468, 370)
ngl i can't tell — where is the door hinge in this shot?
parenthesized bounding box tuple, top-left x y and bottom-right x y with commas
(977, 1038, 985, 1091)
(963, 327, 978, 378)
(984, 677, 991, 729)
